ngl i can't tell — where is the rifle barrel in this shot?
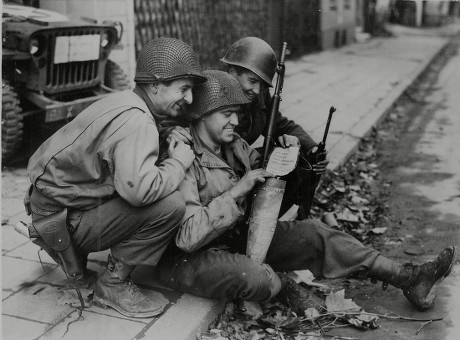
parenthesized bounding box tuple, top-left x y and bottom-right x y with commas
(321, 106, 336, 146)
(260, 42, 288, 168)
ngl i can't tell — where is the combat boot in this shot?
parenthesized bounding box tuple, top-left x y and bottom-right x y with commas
(276, 273, 326, 315)
(94, 255, 168, 318)
(369, 246, 457, 311)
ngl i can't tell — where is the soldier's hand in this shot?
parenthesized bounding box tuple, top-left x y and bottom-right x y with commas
(228, 169, 274, 200)
(166, 126, 193, 145)
(312, 156, 329, 175)
(277, 134, 300, 148)
(168, 138, 195, 169)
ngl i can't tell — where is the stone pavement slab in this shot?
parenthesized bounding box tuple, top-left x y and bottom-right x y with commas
(282, 31, 451, 170)
(2, 22, 460, 340)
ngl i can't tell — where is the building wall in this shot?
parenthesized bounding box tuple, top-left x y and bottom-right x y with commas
(423, 0, 450, 26)
(355, 0, 365, 29)
(40, 0, 136, 84)
(133, 0, 271, 68)
(320, 0, 356, 49)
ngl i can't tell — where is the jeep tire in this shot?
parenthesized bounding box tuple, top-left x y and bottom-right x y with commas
(2, 81, 24, 161)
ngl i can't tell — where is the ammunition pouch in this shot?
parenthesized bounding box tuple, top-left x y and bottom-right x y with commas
(32, 209, 85, 280)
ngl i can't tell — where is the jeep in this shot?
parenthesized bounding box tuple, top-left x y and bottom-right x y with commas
(2, 4, 130, 162)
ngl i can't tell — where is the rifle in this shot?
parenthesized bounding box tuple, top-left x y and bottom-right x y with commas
(259, 42, 288, 169)
(313, 106, 336, 163)
(247, 42, 288, 263)
(299, 106, 336, 219)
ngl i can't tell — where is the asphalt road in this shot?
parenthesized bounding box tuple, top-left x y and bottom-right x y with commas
(325, 32, 460, 340)
(408, 33, 460, 340)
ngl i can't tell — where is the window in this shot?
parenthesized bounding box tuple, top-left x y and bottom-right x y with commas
(330, 0, 337, 11)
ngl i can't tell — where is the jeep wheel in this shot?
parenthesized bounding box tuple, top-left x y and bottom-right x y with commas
(2, 81, 24, 161)
(104, 60, 131, 91)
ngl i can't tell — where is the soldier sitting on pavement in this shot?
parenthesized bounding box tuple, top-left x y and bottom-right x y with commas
(156, 69, 457, 312)
(163, 36, 329, 219)
(24, 37, 205, 318)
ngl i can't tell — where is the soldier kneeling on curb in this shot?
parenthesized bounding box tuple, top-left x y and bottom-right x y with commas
(22, 37, 206, 318)
(155, 69, 457, 313)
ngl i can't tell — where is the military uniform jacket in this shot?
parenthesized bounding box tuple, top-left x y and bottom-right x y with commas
(27, 90, 186, 211)
(236, 88, 317, 153)
(175, 126, 260, 253)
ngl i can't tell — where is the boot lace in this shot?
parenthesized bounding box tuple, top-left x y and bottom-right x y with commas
(126, 279, 142, 299)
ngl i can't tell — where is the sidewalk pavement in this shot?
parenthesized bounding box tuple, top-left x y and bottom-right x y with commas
(2, 22, 460, 340)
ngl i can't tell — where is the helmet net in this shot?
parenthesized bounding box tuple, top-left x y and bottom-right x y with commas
(135, 37, 205, 83)
(189, 70, 250, 119)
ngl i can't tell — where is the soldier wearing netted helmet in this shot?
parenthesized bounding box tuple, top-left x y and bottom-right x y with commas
(221, 36, 330, 219)
(164, 37, 330, 219)
(25, 37, 206, 318)
(154, 69, 456, 315)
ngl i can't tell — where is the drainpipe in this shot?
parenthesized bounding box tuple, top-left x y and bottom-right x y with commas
(415, 0, 423, 27)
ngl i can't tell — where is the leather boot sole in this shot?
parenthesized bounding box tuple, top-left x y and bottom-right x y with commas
(93, 295, 165, 318)
(404, 246, 457, 311)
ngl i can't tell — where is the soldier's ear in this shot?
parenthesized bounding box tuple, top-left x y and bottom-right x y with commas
(228, 67, 237, 77)
(151, 83, 158, 94)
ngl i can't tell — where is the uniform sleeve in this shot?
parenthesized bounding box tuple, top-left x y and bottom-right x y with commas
(111, 118, 186, 206)
(175, 164, 245, 253)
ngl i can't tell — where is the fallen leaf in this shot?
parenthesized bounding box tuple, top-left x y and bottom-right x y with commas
(335, 186, 346, 193)
(325, 290, 361, 313)
(345, 313, 379, 330)
(278, 316, 300, 329)
(287, 270, 330, 290)
(336, 209, 359, 223)
(351, 196, 369, 204)
(359, 215, 369, 224)
(295, 332, 321, 340)
(404, 246, 425, 255)
(371, 227, 387, 234)
(346, 204, 360, 212)
(304, 307, 320, 321)
(249, 332, 263, 340)
(240, 301, 263, 320)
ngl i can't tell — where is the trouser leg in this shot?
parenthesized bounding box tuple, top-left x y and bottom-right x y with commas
(71, 191, 185, 266)
(157, 218, 379, 302)
(265, 219, 380, 278)
(157, 247, 281, 302)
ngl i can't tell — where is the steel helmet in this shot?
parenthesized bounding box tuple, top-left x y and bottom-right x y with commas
(220, 37, 277, 87)
(134, 37, 206, 84)
(189, 70, 250, 120)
